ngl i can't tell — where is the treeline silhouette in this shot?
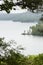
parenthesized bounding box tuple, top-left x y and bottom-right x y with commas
(0, 0, 43, 13)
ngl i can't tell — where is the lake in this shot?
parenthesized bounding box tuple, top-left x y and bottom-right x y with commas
(0, 21, 43, 56)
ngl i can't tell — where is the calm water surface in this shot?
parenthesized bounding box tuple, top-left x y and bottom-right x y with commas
(0, 21, 43, 55)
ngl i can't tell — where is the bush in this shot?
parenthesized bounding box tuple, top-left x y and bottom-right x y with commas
(31, 23, 43, 36)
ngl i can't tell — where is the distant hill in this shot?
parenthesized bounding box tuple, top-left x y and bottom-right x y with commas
(0, 10, 42, 22)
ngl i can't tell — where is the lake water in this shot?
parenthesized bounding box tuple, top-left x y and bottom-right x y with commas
(0, 21, 43, 56)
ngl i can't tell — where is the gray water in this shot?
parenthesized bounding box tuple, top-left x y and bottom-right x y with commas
(0, 21, 43, 56)
(0, 11, 43, 55)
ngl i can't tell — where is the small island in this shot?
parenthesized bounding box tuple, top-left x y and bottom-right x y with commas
(22, 22, 43, 36)
(22, 13, 43, 36)
(22, 29, 32, 35)
(40, 14, 43, 21)
(31, 23, 43, 36)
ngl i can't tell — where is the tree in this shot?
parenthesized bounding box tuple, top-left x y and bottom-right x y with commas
(0, 0, 43, 13)
(33, 54, 43, 65)
(19, 0, 43, 12)
(0, 0, 14, 13)
(0, 38, 24, 65)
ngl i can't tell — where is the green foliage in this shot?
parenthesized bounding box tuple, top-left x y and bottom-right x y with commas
(33, 54, 43, 65)
(31, 23, 43, 36)
(40, 14, 43, 23)
(0, 0, 43, 13)
(20, 0, 43, 12)
(0, 38, 24, 65)
(0, 0, 14, 13)
(0, 38, 43, 65)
